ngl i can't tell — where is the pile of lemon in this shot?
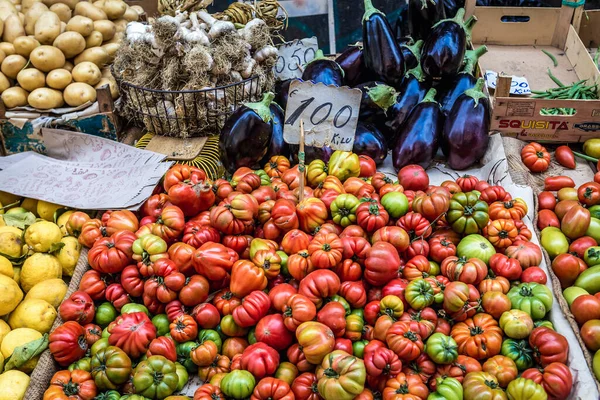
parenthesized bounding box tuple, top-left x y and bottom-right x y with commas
(0, 191, 85, 400)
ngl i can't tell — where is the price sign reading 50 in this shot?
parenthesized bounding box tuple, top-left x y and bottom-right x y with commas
(283, 81, 362, 151)
(274, 37, 318, 80)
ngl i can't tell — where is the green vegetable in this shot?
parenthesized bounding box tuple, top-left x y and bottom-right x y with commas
(542, 49, 558, 67)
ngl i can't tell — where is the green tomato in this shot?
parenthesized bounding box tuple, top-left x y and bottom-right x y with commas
(585, 246, 600, 267)
(198, 329, 222, 353)
(350, 308, 364, 319)
(587, 218, 600, 243)
(499, 309, 534, 339)
(540, 227, 569, 259)
(352, 340, 368, 359)
(121, 303, 149, 316)
(176, 341, 198, 374)
(132, 355, 179, 399)
(330, 295, 351, 315)
(277, 251, 289, 277)
(174, 362, 189, 391)
(563, 286, 589, 306)
(594, 349, 600, 381)
(220, 370, 256, 400)
(405, 279, 435, 310)
(427, 376, 463, 400)
(507, 282, 553, 320)
(94, 390, 122, 400)
(429, 261, 440, 276)
(534, 320, 554, 330)
(95, 302, 117, 327)
(575, 265, 600, 294)
(505, 377, 547, 400)
(447, 192, 489, 235)
(584, 138, 600, 159)
(456, 234, 495, 265)
(247, 328, 257, 344)
(426, 333, 458, 365)
(330, 194, 360, 227)
(380, 192, 409, 219)
(68, 357, 91, 372)
(589, 207, 600, 220)
(152, 314, 170, 337)
(501, 339, 534, 371)
(91, 337, 109, 356)
(102, 327, 110, 338)
(254, 169, 271, 186)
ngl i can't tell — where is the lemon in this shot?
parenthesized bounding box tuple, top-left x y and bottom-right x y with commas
(12, 267, 20, 285)
(8, 299, 57, 334)
(0, 192, 20, 208)
(0, 231, 23, 259)
(37, 200, 62, 221)
(1, 328, 42, 373)
(20, 253, 61, 292)
(0, 370, 29, 400)
(25, 278, 68, 309)
(56, 210, 74, 236)
(5, 207, 28, 215)
(24, 220, 63, 253)
(0, 352, 4, 371)
(0, 274, 23, 316)
(0, 255, 13, 278)
(56, 236, 82, 276)
(20, 198, 38, 216)
(0, 225, 22, 236)
(0, 320, 10, 347)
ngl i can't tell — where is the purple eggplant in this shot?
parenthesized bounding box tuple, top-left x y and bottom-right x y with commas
(441, 78, 490, 170)
(392, 88, 443, 171)
(353, 121, 388, 165)
(261, 102, 290, 164)
(356, 81, 398, 121)
(335, 45, 366, 87)
(362, 0, 404, 88)
(289, 144, 333, 164)
(421, 9, 477, 80)
(395, 7, 410, 41)
(438, 46, 487, 115)
(408, 0, 446, 40)
(401, 40, 424, 71)
(302, 50, 344, 87)
(443, 0, 464, 17)
(220, 93, 274, 174)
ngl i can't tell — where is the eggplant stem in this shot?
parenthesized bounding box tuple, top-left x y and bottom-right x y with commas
(403, 40, 424, 59)
(367, 84, 398, 112)
(363, 0, 383, 21)
(421, 88, 438, 104)
(245, 92, 275, 123)
(462, 46, 488, 76)
(405, 63, 426, 82)
(464, 78, 488, 108)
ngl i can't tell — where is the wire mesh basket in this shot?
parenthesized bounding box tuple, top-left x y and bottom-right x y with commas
(117, 75, 264, 137)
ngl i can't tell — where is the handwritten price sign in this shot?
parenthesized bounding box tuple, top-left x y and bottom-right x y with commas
(283, 81, 362, 151)
(274, 37, 318, 80)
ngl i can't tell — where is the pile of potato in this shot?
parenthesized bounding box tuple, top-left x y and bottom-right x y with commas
(0, 0, 144, 110)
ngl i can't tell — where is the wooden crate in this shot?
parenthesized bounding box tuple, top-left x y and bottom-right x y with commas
(579, 9, 600, 48)
(466, 1, 600, 142)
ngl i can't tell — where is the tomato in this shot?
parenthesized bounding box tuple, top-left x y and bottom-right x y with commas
(451, 313, 503, 360)
(520, 266, 547, 284)
(507, 282, 553, 321)
(489, 198, 528, 221)
(250, 377, 294, 400)
(505, 377, 547, 400)
(256, 314, 294, 351)
(582, 320, 600, 351)
(327, 150, 360, 182)
(521, 362, 573, 400)
(363, 340, 401, 377)
(43, 369, 97, 400)
(484, 218, 518, 249)
(398, 165, 429, 191)
(163, 165, 206, 191)
(88, 230, 136, 274)
(49, 321, 88, 367)
(538, 191, 557, 210)
(425, 333, 458, 365)
(264, 155, 291, 178)
(570, 294, 600, 325)
(292, 372, 320, 400)
(537, 209, 560, 230)
(427, 376, 462, 400)
(385, 321, 424, 362)
(412, 192, 450, 222)
(505, 240, 542, 269)
(147, 336, 177, 362)
(441, 256, 487, 285)
(545, 176, 576, 191)
(132, 355, 179, 399)
(555, 145, 576, 169)
(355, 201, 389, 234)
(478, 275, 510, 294)
(91, 346, 132, 390)
(442, 281, 470, 314)
(378, 192, 408, 220)
(521, 142, 550, 172)
(481, 291, 511, 319)
(482, 355, 518, 388)
(383, 373, 429, 400)
(529, 327, 569, 367)
(295, 321, 335, 365)
(499, 309, 534, 339)
(578, 182, 600, 207)
(446, 192, 489, 235)
(316, 350, 366, 400)
(561, 205, 591, 240)
(405, 279, 435, 310)
(555, 199, 579, 220)
(488, 253, 521, 281)
(480, 186, 511, 205)
(540, 227, 569, 260)
(296, 198, 328, 234)
(570, 236, 598, 258)
(194, 384, 225, 400)
(428, 236, 456, 263)
(108, 312, 156, 358)
(462, 372, 505, 399)
(59, 290, 95, 325)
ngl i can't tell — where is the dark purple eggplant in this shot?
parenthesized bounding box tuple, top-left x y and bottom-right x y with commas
(441, 78, 490, 170)
(438, 46, 487, 115)
(302, 50, 344, 86)
(395, 7, 410, 41)
(408, 0, 446, 40)
(274, 79, 298, 110)
(289, 145, 333, 164)
(421, 9, 477, 80)
(400, 40, 424, 71)
(443, 0, 464, 17)
(220, 92, 274, 174)
(335, 45, 365, 87)
(356, 81, 398, 121)
(261, 102, 290, 164)
(362, 0, 404, 88)
(384, 64, 429, 145)
(353, 121, 388, 165)
(392, 88, 443, 171)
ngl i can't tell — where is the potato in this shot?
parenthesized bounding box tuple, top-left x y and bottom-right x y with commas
(3, 14, 24, 42)
(93, 19, 114, 41)
(42, 0, 77, 9)
(84, 30, 102, 48)
(130, 5, 143, 14)
(75, 46, 109, 68)
(95, 76, 117, 99)
(24, 1, 47, 35)
(34, 11, 60, 44)
(101, 42, 118, 62)
(0, 18, 4, 38)
(63, 60, 73, 71)
(0, 49, 5, 64)
(1, 86, 28, 107)
(30, 45, 65, 72)
(17, 68, 45, 91)
(102, 0, 125, 20)
(0, 42, 14, 55)
(66, 15, 92, 36)
(1, 54, 26, 78)
(113, 18, 127, 31)
(100, 66, 111, 76)
(18, 11, 24, 23)
(60, 20, 65, 33)
(46, 68, 70, 89)
(103, 31, 122, 44)
(21, 0, 42, 14)
(13, 36, 39, 57)
(0, 71, 9, 93)
(63, 82, 95, 106)
(0, 0, 17, 21)
(28, 87, 63, 108)
(74, 2, 106, 21)
(53, 31, 84, 58)
(72, 61, 100, 85)
(49, 3, 70, 21)
(93, 0, 104, 10)
(122, 7, 138, 22)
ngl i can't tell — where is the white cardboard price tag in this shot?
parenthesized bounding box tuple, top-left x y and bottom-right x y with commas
(283, 81, 362, 151)
(274, 37, 319, 80)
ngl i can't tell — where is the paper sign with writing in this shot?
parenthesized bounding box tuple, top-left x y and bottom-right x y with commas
(485, 70, 531, 95)
(274, 37, 318, 80)
(283, 81, 362, 151)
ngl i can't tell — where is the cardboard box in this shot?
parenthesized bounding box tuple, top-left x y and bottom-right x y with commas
(466, 1, 600, 142)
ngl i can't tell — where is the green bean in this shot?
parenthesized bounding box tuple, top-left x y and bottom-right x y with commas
(547, 68, 565, 87)
(542, 49, 558, 67)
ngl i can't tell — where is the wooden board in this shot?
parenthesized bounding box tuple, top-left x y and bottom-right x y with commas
(579, 9, 600, 48)
(144, 135, 208, 161)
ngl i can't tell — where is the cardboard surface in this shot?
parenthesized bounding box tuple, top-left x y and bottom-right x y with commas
(144, 135, 208, 161)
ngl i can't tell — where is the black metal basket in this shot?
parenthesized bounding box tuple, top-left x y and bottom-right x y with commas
(117, 75, 263, 137)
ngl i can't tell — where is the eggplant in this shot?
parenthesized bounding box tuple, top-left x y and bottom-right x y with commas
(335, 45, 365, 87)
(400, 40, 424, 71)
(421, 9, 477, 80)
(261, 102, 290, 164)
(384, 64, 429, 145)
(353, 121, 388, 165)
(356, 81, 398, 121)
(408, 0, 446, 40)
(220, 93, 274, 174)
(302, 50, 344, 86)
(392, 88, 443, 171)
(395, 6, 410, 41)
(362, 0, 404, 88)
(289, 145, 333, 164)
(441, 78, 490, 170)
(443, 0, 464, 17)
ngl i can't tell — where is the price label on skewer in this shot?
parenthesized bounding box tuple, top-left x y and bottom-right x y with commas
(283, 80, 362, 151)
(274, 37, 319, 80)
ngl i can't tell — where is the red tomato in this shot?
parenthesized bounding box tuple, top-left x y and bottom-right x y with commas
(569, 236, 598, 258)
(571, 295, 600, 325)
(191, 303, 220, 329)
(538, 191, 557, 210)
(581, 320, 600, 351)
(551, 253, 585, 289)
(255, 314, 294, 351)
(537, 209, 560, 230)
(397, 165, 429, 191)
(555, 146, 576, 169)
(59, 291, 95, 325)
(520, 267, 547, 284)
(521, 142, 550, 173)
(359, 155, 377, 177)
(544, 176, 575, 191)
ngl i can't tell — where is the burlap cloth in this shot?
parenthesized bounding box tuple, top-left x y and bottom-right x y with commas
(24, 248, 89, 400)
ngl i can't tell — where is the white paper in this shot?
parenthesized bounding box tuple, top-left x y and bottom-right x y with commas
(283, 81, 362, 151)
(0, 151, 35, 170)
(274, 37, 319, 80)
(485, 70, 531, 95)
